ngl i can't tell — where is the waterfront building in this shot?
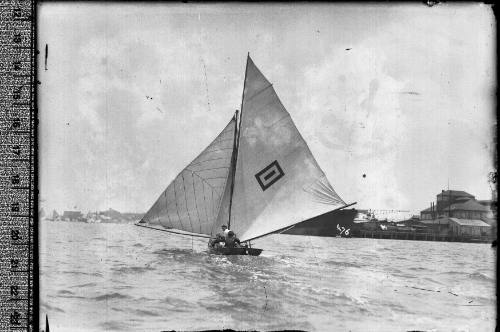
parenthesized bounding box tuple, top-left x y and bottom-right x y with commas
(62, 210, 83, 222)
(419, 218, 450, 236)
(448, 218, 491, 238)
(436, 190, 474, 211)
(420, 190, 492, 221)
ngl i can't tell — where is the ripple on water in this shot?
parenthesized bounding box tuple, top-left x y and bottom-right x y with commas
(99, 320, 133, 331)
(132, 308, 161, 317)
(468, 271, 494, 282)
(62, 270, 103, 277)
(72, 282, 98, 288)
(54, 289, 86, 299)
(324, 259, 363, 269)
(40, 223, 497, 331)
(92, 292, 131, 301)
(153, 297, 190, 313)
(111, 265, 155, 274)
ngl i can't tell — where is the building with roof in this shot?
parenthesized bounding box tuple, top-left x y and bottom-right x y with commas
(436, 190, 475, 211)
(420, 190, 492, 221)
(62, 210, 83, 221)
(448, 218, 491, 238)
(442, 199, 490, 219)
(419, 217, 450, 236)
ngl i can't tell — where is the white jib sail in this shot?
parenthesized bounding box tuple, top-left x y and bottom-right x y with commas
(231, 56, 346, 242)
(141, 118, 236, 237)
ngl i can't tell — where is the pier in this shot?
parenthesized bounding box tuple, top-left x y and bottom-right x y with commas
(354, 229, 491, 243)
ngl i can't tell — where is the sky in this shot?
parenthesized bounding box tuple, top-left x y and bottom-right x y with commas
(38, 3, 496, 219)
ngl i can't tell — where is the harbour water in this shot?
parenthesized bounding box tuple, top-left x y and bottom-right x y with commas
(40, 221, 496, 332)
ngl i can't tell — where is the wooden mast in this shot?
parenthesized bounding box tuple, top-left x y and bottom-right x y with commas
(228, 53, 249, 230)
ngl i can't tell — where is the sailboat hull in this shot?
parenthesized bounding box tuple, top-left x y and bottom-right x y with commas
(208, 246, 263, 256)
(283, 208, 357, 237)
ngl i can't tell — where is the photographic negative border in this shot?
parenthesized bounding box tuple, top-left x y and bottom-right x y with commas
(0, 0, 38, 331)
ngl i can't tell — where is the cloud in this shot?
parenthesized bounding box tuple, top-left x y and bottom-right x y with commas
(293, 45, 408, 209)
(38, 4, 495, 216)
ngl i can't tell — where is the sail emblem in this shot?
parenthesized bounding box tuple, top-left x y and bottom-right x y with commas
(255, 160, 284, 191)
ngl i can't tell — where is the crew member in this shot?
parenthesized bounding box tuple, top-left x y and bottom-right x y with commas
(224, 231, 241, 248)
(209, 224, 229, 247)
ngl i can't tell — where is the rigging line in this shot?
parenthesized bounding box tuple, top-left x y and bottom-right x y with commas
(135, 223, 211, 238)
(191, 172, 202, 234)
(181, 173, 195, 233)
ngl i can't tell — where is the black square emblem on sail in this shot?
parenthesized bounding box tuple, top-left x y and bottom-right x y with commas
(255, 160, 284, 191)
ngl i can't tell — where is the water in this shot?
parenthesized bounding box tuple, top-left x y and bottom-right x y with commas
(40, 221, 496, 332)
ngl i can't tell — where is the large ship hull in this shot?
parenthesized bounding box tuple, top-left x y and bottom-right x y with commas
(283, 208, 357, 237)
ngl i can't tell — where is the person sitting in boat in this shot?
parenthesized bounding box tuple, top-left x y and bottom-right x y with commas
(209, 225, 229, 248)
(219, 224, 230, 238)
(224, 231, 241, 248)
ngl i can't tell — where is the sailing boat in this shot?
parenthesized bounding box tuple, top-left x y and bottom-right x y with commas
(137, 55, 355, 255)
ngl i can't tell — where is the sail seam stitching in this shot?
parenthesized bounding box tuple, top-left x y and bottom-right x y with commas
(181, 173, 195, 233)
(164, 190, 174, 228)
(172, 178, 184, 230)
(191, 172, 202, 234)
(201, 180, 209, 234)
(186, 166, 230, 173)
(188, 170, 218, 192)
(189, 157, 231, 167)
(203, 147, 233, 153)
(244, 83, 273, 104)
(263, 114, 291, 131)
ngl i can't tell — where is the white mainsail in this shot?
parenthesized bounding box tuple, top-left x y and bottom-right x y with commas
(141, 117, 236, 237)
(141, 55, 349, 243)
(229, 56, 346, 242)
